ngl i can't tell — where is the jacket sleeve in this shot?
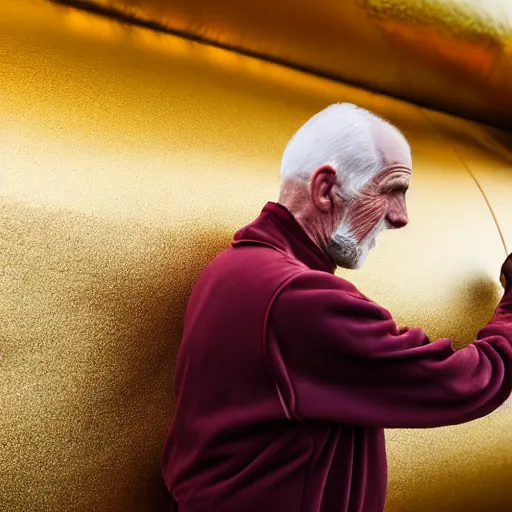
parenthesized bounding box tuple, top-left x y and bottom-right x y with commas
(265, 271, 512, 428)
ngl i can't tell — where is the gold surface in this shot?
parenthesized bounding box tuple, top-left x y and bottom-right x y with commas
(52, 0, 512, 129)
(422, 111, 512, 253)
(1, 1, 512, 511)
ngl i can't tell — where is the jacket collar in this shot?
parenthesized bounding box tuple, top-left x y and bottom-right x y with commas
(232, 202, 336, 274)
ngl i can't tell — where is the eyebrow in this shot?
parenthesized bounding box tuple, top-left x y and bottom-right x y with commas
(381, 176, 410, 192)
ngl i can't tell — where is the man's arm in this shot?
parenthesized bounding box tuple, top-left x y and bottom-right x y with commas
(265, 268, 512, 429)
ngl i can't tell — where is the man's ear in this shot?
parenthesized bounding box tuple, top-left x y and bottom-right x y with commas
(311, 166, 337, 212)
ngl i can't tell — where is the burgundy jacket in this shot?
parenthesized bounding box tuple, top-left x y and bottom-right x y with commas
(161, 202, 512, 512)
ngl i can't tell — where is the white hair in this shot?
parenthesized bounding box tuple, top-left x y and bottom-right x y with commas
(280, 103, 391, 197)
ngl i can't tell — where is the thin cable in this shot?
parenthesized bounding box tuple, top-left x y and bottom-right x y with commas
(419, 107, 508, 256)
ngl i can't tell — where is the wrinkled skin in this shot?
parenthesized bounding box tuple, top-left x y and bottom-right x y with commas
(326, 164, 410, 269)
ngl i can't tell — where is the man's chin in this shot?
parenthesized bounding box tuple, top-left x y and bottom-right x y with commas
(335, 259, 359, 270)
(348, 253, 368, 270)
(328, 249, 368, 270)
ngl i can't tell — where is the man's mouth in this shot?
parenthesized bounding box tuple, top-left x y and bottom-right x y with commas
(369, 220, 387, 249)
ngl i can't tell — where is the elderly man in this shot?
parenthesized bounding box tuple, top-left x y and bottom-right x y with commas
(161, 103, 512, 512)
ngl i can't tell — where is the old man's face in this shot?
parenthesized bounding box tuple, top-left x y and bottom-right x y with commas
(326, 121, 412, 269)
(327, 164, 411, 269)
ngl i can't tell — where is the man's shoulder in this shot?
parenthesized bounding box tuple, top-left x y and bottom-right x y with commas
(282, 269, 370, 302)
(205, 246, 371, 300)
(194, 243, 309, 295)
(208, 242, 308, 274)
(270, 271, 390, 333)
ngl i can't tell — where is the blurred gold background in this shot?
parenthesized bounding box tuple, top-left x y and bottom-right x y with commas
(52, 0, 512, 130)
(1, 0, 512, 511)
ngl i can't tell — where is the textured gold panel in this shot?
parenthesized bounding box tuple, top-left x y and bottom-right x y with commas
(52, 0, 512, 129)
(1, 1, 511, 511)
(422, 111, 512, 253)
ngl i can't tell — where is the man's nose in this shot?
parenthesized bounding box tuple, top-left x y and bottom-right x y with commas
(386, 198, 408, 229)
(387, 212, 408, 229)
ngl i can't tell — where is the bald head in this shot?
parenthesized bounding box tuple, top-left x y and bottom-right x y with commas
(280, 103, 410, 194)
(278, 103, 412, 269)
(370, 114, 412, 170)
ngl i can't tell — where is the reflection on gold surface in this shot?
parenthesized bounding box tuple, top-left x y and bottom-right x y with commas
(1, 1, 512, 511)
(51, 0, 512, 129)
(420, 110, 512, 254)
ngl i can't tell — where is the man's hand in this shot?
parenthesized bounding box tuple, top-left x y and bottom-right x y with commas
(500, 253, 512, 290)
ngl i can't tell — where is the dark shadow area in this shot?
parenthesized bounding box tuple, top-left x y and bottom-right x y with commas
(0, 200, 233, 512)
(386, 452, 512, 512)
(449, 272, 503, 350)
